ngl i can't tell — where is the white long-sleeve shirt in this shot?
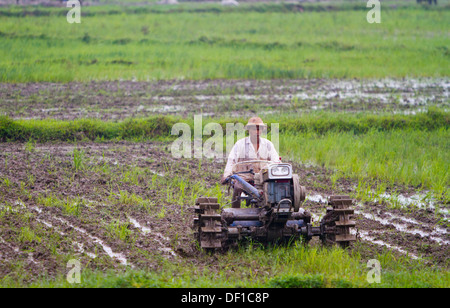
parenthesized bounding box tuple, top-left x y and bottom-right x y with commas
(223, 137, 280, 178)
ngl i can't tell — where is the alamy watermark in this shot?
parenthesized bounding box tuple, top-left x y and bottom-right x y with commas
(367, 0, 381, 24)
(67, 0, 81, 24)
(66, 2, 380, 26)
(170, 115, 279, 160)
(67, 259, 81, 284)
(65, 2, 380, 26)
(366, 259, 381, 284)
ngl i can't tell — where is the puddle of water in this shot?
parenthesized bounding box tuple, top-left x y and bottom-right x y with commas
(159, 247, 177, 257)
(377, 192, 436, 210)
(41, 108, 60, 113)
(355, 210, 449, 245)
(306, 194, 328, 203)
(128, 217, 151, 234)
(0, 235, 30, 261)
(308, 208, 423, 260)
(37, 218, 60, 233)
(30, 206, 130, 266)
(359, 190, 449, 221)
(32, 206, 42, 213)
(91, 237, 128, 266)
(27, 253, 39, 265)
(0, 204, 20, 213)
(149, 169, 165, 177)
(147, 105, 185, 113)
(382, 212, 448, 236)
(308, 194, 449, 248)
(73, 241, 96, 259)
(178, 78, 449, 108)
(128, 217, 176, 257)
(0, 236, 19, 253)
(36, 217, 97, 258)
(357, 230, 420, 260)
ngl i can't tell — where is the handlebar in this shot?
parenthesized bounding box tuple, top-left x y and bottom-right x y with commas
(227, 174, 261, 200)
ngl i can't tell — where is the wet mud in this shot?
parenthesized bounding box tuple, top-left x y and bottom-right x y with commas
(1, 78, 448, 120)
(0, 140, 448, 283)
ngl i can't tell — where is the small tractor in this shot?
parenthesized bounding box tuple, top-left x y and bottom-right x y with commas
(193, 160, 356, 252)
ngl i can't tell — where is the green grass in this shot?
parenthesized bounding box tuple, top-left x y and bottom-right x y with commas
(281, 126, 449, 200)
(0, 115, 176, 142)
(1, 109, 448, 200)
(1, 113, 448, 287)
(105, 219, 133, 242)
(18, 226, 41, 244)
(0, 1, 448, 289)
(72, 148, 86, 171)
(3, 242, 448, 288)
(1, 109, 448, 142)
(37, 194, 85, 216)
(0, 3, 448, 82)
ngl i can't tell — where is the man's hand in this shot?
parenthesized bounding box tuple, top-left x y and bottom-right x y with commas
(220, 176, 229, 185)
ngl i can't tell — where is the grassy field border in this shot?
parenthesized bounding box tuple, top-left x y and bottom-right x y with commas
(1, 109, 448, 200)
(1, 109, 448, 142)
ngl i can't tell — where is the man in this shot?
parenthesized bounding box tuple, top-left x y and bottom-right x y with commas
(221, 117, 280, 208)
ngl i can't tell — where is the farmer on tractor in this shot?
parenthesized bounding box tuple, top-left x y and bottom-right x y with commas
(196, 118, 356, 250)
(221, 117, 280, 208)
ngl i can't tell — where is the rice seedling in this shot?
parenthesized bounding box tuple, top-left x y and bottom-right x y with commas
(105, 219, 133, 242)
(0, 4, 448, 82)
(37, 194, 84, 216)
(18, 226, 41, 244)
(72, 148, 86, 172)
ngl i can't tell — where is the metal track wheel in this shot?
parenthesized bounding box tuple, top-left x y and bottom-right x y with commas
(320, 195, 356, 248)
(193, 197, 224, 252)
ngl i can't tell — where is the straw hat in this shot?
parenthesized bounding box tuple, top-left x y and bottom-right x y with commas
(245, 117, 267, 129)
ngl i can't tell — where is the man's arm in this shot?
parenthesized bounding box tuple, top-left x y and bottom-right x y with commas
(222, 144, 237, 183)
(268, 140, 281, 163)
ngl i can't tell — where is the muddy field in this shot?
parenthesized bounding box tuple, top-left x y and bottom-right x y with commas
(0, 140, 448, 283)
(1, 78, 448, 120)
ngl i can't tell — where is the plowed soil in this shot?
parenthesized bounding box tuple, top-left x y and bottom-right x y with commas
(1, 78, 447, 120)
(0, 140, 448, 283)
